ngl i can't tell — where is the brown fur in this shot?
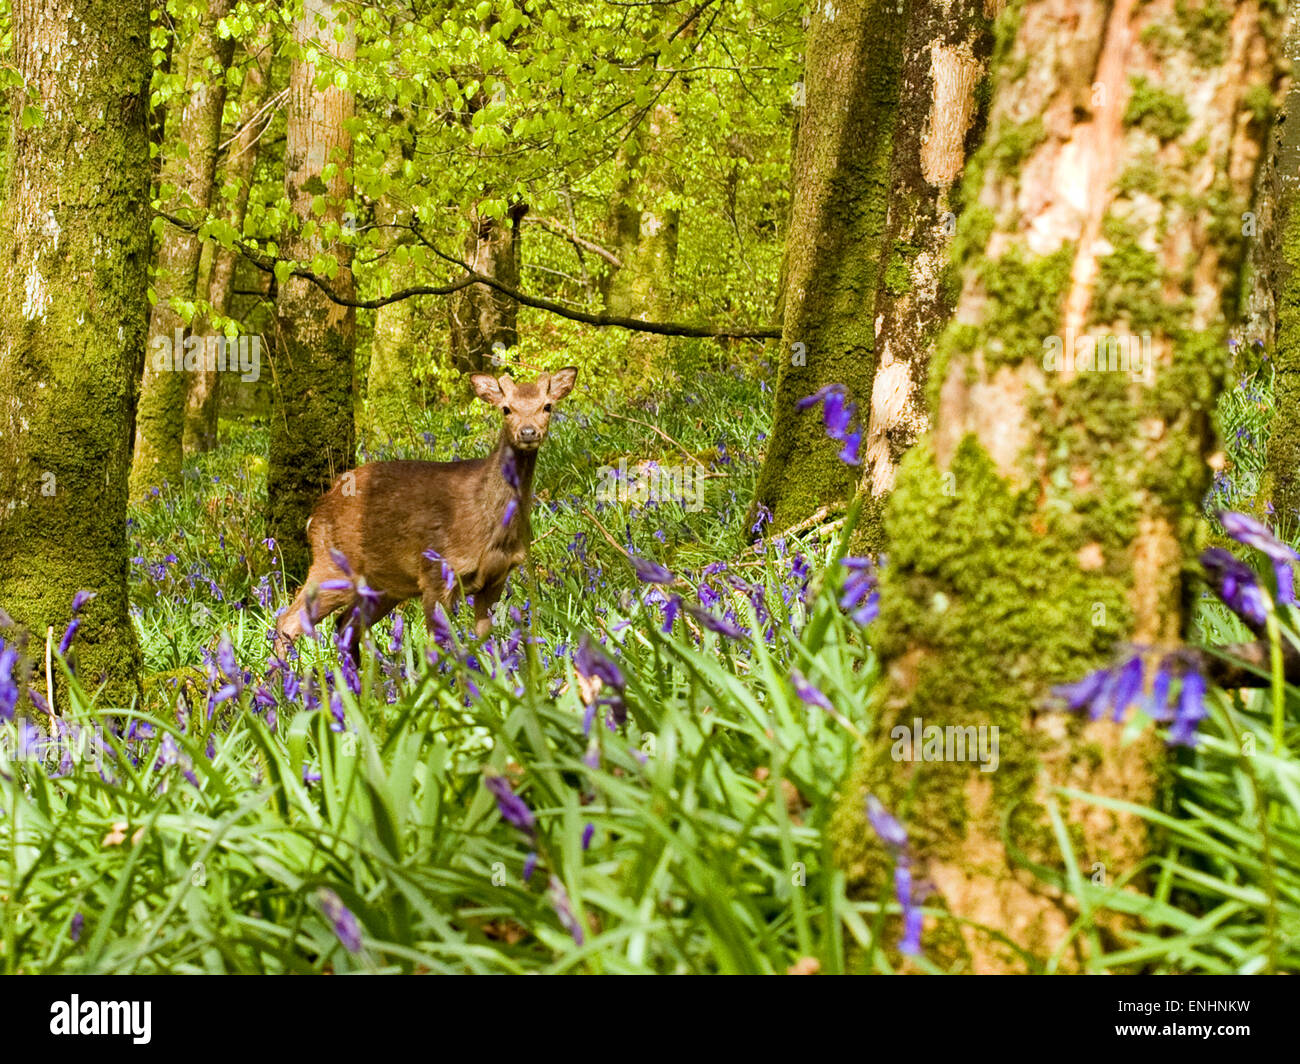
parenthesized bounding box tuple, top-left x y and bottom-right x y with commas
(274, 368, 578, 657)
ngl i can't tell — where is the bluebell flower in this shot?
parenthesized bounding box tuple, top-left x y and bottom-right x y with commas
(683, 602, 747, 640)
(485, 774, 536, 836)
(631, 556, 674, 585)
(1219, 511, 1298, 606)
(1168, 669, 1208, 748)
(791, 669, 833, 713)
(57, 619, 80, 657)
(866, 795, 926, 956)
(1201, 547, 1269, 627)
(318, 888, 362, 954)
(839, 557, 880, 625)
(548, 876, 584, 946)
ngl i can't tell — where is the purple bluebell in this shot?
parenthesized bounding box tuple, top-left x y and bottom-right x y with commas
(501, 450, 520, 491)
(57, 619, 80, 657)
(839, 557, 880, 625)
(791, 669, 833, 712)
(1201, 547, 1269, 627)
(1168, 669, 1208, 748)
(866, 795, 925, 956)
(318, 889, 363, 954)
(1219, 511, 1298, 605)
(631, 556, 675, 585)
(485, 774, 536, 836)
(548, 875, 585, 947)
(683, 602, 746, 640)
(865, 796, 909, 850)
(70, 590, 95, 613)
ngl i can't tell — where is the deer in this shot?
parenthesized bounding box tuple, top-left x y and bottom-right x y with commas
(273, 367, 578, 661)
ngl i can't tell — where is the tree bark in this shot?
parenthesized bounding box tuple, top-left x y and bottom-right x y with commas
(751, 0, 906, 530)
(858, 0, 994, 546)
(364, 122, 424, 440)
(0, 0, 151, 705)
(832, 0, 1285, 972)
(184, 28, 274, 456)
(129, 0, 235, 496)
(269, 0, 357, 579)
(448, 201, 529, 373)
(1263, 21, 1300, 522)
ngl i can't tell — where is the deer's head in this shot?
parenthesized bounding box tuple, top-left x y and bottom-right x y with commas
(470, 367, 578, 452)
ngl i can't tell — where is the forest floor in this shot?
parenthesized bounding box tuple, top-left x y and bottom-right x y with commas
(3, 365, 1296, 973)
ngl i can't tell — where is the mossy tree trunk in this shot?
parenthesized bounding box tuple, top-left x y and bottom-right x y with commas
(858, 0, 994, 547)
(184, 27, 274, 456)
(364, 120, 424, 441)
(269, 0, 357, 579)
(448, 201, 529, 374)
(129, 0, 235, 496)
(0, 0, 151, 705)
(1263, 21, 1300, 525)
(833, 0, 1284, 972)
(599, 107, 682, 377)
(751, 0, 905, 530)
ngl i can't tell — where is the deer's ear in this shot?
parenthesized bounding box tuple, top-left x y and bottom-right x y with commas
(549, 366, 578, 401)
(470, 373, 505, 406)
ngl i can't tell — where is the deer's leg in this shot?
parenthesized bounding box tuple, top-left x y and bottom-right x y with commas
(274, 560, 354, 657)
(473, 580, 505, 639)
(337, 593, 402, 667)
(419, 580, 455, 640)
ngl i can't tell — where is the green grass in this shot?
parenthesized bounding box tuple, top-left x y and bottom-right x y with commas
(4, 364, 1300, 973)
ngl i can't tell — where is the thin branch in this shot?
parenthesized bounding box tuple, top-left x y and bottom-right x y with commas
(158, 210, 778, 338)
(528, 215, 623, 268)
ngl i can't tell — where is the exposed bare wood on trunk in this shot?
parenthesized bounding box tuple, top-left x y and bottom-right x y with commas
(861, 1, 992, 509)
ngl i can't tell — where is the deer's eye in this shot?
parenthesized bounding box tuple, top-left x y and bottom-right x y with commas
(502, 406, 511, 415)
(544, 403, 552, 412)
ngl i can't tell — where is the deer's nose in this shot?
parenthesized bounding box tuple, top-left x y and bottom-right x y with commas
(519, 425, 541, 442)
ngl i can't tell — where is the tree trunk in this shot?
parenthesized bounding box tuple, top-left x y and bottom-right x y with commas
(599, 108, 682, 376)
(448, 201, 529, 373)
(751, 0, 906, 530)
(184, 28, 274, 456)
(0, 0, 151, 705)
(1263, 21, 1300, 522)
(364, 123, 424, 441)
(858, 0, 994, 546)
(832, 0, 1284, 972)
(269, 0, 357, 579)
(129, 0, 235, 496)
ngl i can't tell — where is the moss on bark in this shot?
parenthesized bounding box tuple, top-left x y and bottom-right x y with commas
(832, 0, 1285, 970)
(751, 0, 906, 531)
(0, 0, 151, 706)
